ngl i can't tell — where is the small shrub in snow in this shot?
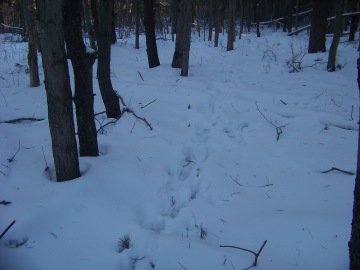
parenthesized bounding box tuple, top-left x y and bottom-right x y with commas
(118, 234, 131, 253)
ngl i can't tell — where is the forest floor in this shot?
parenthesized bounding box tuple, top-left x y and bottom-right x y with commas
(0, 28, 358, 270)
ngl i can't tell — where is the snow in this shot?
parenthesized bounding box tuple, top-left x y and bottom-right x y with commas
(0, 29, 358, 270)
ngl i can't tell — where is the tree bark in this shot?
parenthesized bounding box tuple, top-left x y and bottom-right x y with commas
(172, 0, 185, 68)
(327, 0, 344, 72)
(91, 0, 121, 119)
(180, 0, 192, 76)
(63, 0, 99, 157)
(23, 0, 40, 87)
(308, 0, 330, 53)
(82, 0, 97, 50)
(111, 0, 117, 44)
(349, 50, 360, 270)
(349, 0, 360, 42)
(208, 0, 213, 41)
(38, 0, 80, 181)
(135, 0, 140, 49)
(143, 0, 160, 68)
(227, 0, 236, 50)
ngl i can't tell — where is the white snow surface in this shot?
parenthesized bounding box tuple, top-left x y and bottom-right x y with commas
(0, 30, 358, 270)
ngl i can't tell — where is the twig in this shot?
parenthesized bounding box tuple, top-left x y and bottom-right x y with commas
(178, 262, 188, 270)
(8, 141, 21, 162)
(123, 108, 152, 130)
(280, 99, 287, 105)
(141, 99, 157, 109)
(0, 200, 11, 205)
(0, 170, 5, 176)
(351, 105, 354, 121)
(138, 71, 144, 81)
(220, 240, 267, 269)
(229, 175, 243, 186)
(255, 103, 287, 141)
(0, 220, 16, 240)
(321, 167, 355, 175)
(41, 147, 52, 180)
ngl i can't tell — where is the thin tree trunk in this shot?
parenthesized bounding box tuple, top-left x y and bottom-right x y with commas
(349, 46, 360, 270)
(295, 0, 299, 30)
(327, 0, 344, 71)
(82, 0, 97, 50)
(239, 0, 244, 39)
(172, 0, 185, 68)
(255, 0, 260, 37)
(135, 0, 140, 49)
(214, 0, 222, 47)
(171, 0, 178, 42)
(208, 0, 213, 41)
(227, 0, 236, 50)
(91, 0, 121, 118)
(143, 0, 160, 68)
(38, 0, 80, 181)
(23, 0, 40, 87)
(180, 0, 192, 76)
(0, 0, 4, 34)
(64, 0, 99, 157)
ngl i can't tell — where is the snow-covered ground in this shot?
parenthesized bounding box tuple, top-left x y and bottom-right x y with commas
(0, 29, 358, 270)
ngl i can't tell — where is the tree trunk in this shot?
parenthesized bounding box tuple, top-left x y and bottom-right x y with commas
(308, 0, 329, 53)
(295, 0, 300, 30)
(171, 0, 178, 42)
(214, 0, 223, 47)
(327, 0, 344, 72)
(0, 0, 4, 34)
(208, 0, 213, 41)
(63, 0, 99, 157)
(135, 0, 140, 49)
(255, 0, 260, 37)
(227, 0, 236, 50)
(111, 0, 116, 44)
(38, 0, 80, 182)
(349, 50, 360, 270)
(172, 0, 185, 68)
(23, 0, 40, 87)
(143, 0, 160, 68)
(91, 0, 121, 119)
(82, 0, 97, 50)
(180, 0, 192, 77)
(349, 0, 360, 42)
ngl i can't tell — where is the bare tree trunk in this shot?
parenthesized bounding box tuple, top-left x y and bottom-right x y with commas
(349, 0, 360, 42)
(180, 0, 192, 77)
(239, 0, 244, 39)
(91, 0, 121, 119)
(135, 0, 140, 49)
(38, 0, 80, 181)
(172, 0, 184, 68)
(308, 0, 329, 53)
(208, 0, 213, 41)
(0, 0, 4, 33)
(64, 0, 99, 157)
(171, 0, 178, 42)
(349, 47, 360, 270)
(143, 0, 160, 68)
(111, 0, 117, 44)
(23, 0, 40, 87)
(327, 0, 344, 72)
(255, 0, 260, 37)
(82, 0, 97, 50)
(227, 0, 236, 50)
(295, 0, 299, 30)
(214, 0, 223, 47)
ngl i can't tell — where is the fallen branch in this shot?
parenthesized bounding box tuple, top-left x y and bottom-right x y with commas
(220, 240, 267, 270)
(0, 220, 16, 240)
(8, 141, 21, 162)
(2, 117, 44, 124)
(0, 200, 11, 205)
(141, 99, 157, 109)
(321, 167, 354, 175)
(137, 71, 144, 81)
(123, 108, 153, 131)
(255, 103, 287, 141)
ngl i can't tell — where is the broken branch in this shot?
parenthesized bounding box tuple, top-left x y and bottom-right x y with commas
(0, 220, 16, 240)
(321, 167, 354, 175)
(220, 240, 267, 269)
